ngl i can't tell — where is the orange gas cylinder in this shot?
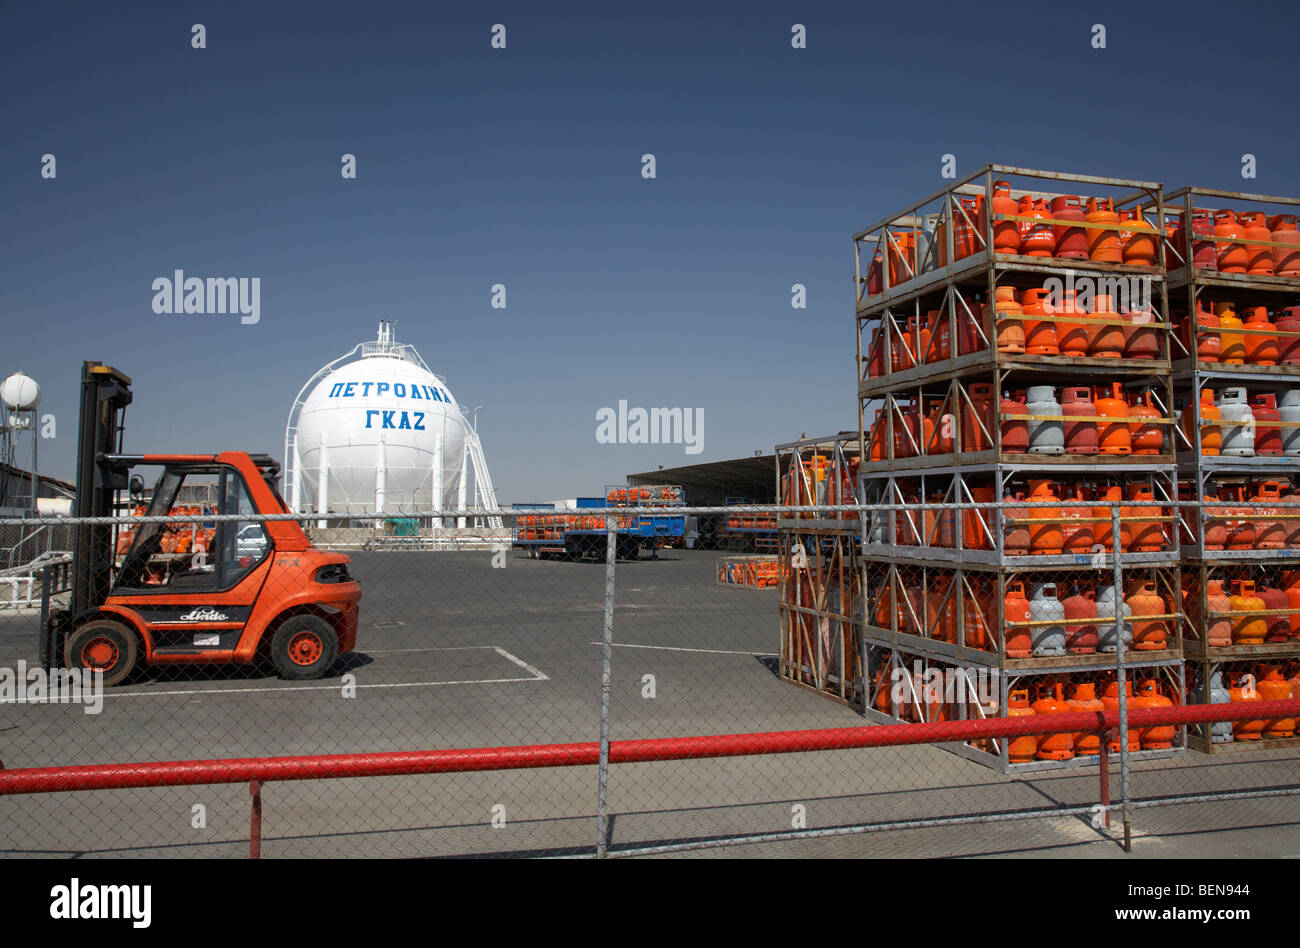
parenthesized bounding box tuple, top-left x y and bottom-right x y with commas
(1094, 382, 1132, 455)
(1061, 387, 1098, 455)
(1182, 388, 1221, 455)
(1215, 210, 1248, 273)
(1006, 689, 1039, 763)
(1068, 681, 1105, 755)
(887, 230, 917, 286)
(1214, 301, 1246, 363)
(1026, 479, 1064, 555)
(926, 575, 956, 641)
(1230, 580, 1266, 645)
(1000, 390, 1030, 453)
(1020, 288, 1060, 355)
(1269, 214, 1300, 276)
(891, 317, 919, 372)
(1243, 306, 1279, 365)
(1063, 585, 1100, 654)
(1257, 583, 1290, 643)
(929, 309, 952, 362)
(1276, 307, 1300, 364)
(1135, 679, 1176, 750)
(1252, 480, 1287, 548)
(892, 405, 916, 460)
(1182, 302, 1221, 363)
(963, 383, 997, 452)
(925, 490, 955, 548)
(1204, 580, 1233, 647)
(1088, 294, 1125, 358)
(1092, 481, 1131, 553)
(868, 410, 888, 461)
(950, 194, 983, 261)
(962, 576, 993, 649)
(1128, 391, 1164, 455)
(1256, 665, 1296, 737)
(1284, 572, 1300, 640)
(955, 294, 987, 355)
(1239, 211, 1275, 276)
(925, 403, 954, 455)
(1100, 678, 1141, 752)
(1123, 306, 1161, 360)
(1229, 673, 1265, 740)
(1085, 197, 1121, 262)
(1171, 208, 1219, 271)
(1055, 288, 1089, 357)
(1031, 683, 1075, 760)
(1126, 580, 1168, 650)
(1284, 483, 1300, 549)
(1018, 197, 1055, 257)
(1051, 195, 1089, 260)
(1119, 206, 1157, 266)
(1002, 490, 1031, 556)
(1125, 483, 1167, 552)
(1004, 582, 1033, 657)
(866, 329, 886, 377)
(963, 485, 995, 551)
(1223, 484, 1257, 550)
(991, 181, 1021, 255)
(865, 251, 884, 296)
(991, 287, 1025, 353)
(1059, 483, 1094, 554)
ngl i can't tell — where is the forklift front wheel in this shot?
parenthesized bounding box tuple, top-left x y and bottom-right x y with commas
(65, 620, 138, 687)
(270, 615, 339, 681)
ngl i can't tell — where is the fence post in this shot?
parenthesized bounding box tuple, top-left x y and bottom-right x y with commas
(596, 514, 618, 858)
(1111, 504, 1132, 852)
(249, 780, 262, 859)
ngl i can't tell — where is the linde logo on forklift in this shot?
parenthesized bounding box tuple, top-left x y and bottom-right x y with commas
(151, 270, 260, 325)
(176, 607, 230, 622)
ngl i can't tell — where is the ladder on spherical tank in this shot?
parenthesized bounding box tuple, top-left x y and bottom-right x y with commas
(463, 423, 502, 529)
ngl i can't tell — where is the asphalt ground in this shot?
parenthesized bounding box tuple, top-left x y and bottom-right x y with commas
(0, 548, 1296, 858)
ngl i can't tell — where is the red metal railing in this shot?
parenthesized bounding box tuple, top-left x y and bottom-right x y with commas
(3, 699, 1297, 857)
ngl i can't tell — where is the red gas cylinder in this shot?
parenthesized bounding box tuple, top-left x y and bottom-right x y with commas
(1239, 211, 1275, 275)
(1285, 485, 1300, 549)
(991, 181, 1020, 255)
(1100, 678, 1141, 752)
(1135, 679, 1176, 750)
(1086, 197, 1121, 262)
(1068, 682, 1105, 755)
(1283, 572, 1300, 639)
(1128, 391, 1164, 455)
(1257, 583, 1291, 643)
(1204, 580, 1232, 647)
(1063, 585, 1100, 654)
(963, 485, 995, 550)
(1088, 294, 1125, 358)
(1002, 491, 1031, 556)
(1031, 683, 1075, 760)
(1251, 395, 1282, 455)
(1055, 289, 1089, 357)
(1214, 210, 1248, 273)
(1059, 483, 1094, 554)
(1006, 689, 1039, 762)
(1026, 479, 1064, 555)
(963, 383, 997, 452)
(1270, 214, 1300, 276)
(950, 194, 982, 262)
(1124, 306, 1161, 360)
(1092, 482, 1131, 553)
(1181, 303, 1221, 363)
(1021, 288, 1060, 355)
(867, 330, 886, 377)
(1276, 307, 1300, 365)
(1051, 195, 1088, 259)
(891, 406, 916, 460)
(1119, 207, 1157, 266)
(929, 309, 952, 362)
(1000, 390, 1030, 453)
(1256, 665, 1297, 737)
(1094, 382, 1132, 455)
(1004, 583, 1033, 657)
(1061, 387, 1099, 455)
(1243, 306, 1279, 365)
(955, 295, 987, 355)
(866, 251, 883, 295)
(1250, 480, 1286, 548)
(1170, 209, 1218, 270)
(1229, 673, 1265, 741)
(1019, 197, 1055, 257)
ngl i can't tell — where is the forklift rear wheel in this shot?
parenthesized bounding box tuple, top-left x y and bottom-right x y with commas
(65, 620, 138, 687)
(270, 615, 339, 680)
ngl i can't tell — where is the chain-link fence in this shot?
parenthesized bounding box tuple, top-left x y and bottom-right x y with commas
(0, 501, 1298, 858)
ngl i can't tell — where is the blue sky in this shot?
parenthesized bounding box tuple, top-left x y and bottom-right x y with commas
(3, 1, 1298, 503)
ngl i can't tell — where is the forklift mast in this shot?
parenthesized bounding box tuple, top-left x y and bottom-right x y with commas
(71, 362, 132, 615)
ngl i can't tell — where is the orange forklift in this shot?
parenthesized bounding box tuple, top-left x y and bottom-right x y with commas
(40, 362, 361, 685)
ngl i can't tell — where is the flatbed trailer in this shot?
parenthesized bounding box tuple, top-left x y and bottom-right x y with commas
(511, 488, 686, 561)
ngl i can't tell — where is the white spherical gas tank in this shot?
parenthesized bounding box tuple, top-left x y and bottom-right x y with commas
(294, 354, 467, 512)
(1, 372, 41, 411)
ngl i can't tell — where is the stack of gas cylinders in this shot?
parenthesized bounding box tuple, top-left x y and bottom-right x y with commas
(881, 474, 1172, 556)
(871, 569, 1173, 658)
(1174, 303, 1300, 368)
(1166, 209, 1300, 276)
(717, 556, 782, 589)
(863, 182, 1166, 296)
(1179, 477, 1300, 554)
(1179, 383, 1300, 457)
(1182, 569, 1300, 647)
(1203, 663, 1300, 744)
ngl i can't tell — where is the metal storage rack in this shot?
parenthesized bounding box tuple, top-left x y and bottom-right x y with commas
(775, 433, 864, 708)
(1166, 185, 1300, 753)
(852, 165, 1188, 771)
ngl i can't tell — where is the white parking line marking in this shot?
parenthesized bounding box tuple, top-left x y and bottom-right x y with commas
(492, 646, 551, 681)
(589, 642, 777, 656)
(100, 645, 548, 698)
